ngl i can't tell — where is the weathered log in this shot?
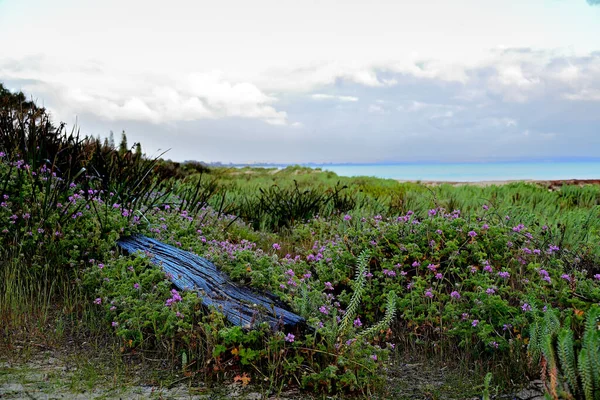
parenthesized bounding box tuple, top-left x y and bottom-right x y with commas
(116, 235, 305, 329)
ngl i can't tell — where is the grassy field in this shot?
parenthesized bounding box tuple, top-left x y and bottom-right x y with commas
(2, 83, 600, 399)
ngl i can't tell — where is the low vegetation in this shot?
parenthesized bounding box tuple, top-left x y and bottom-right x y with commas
(2, 82, 600, 398)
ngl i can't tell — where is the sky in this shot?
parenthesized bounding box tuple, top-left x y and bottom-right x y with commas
(1, 0, 599, 164)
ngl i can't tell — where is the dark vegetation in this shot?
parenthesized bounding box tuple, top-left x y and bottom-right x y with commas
(2, 82, 600, 398)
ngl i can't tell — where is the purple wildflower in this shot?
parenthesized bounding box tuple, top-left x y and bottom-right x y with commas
(285, 333, 295, 343)
(498, 271, 510, 279)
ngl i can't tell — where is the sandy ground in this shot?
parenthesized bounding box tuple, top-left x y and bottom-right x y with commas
(397, 179, 600, 188)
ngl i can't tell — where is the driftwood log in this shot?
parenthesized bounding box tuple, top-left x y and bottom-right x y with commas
(116, 235, 305, 329)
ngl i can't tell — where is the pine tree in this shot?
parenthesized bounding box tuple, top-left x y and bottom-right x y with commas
(119, 131, 128, 155)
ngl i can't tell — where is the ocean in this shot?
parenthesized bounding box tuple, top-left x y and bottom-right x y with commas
(308, 161, 600, 182)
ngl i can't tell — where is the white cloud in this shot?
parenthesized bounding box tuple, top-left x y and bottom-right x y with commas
(429, 111, 454, 119)
(368, 104, 386, 114)
(311, 93, 358, 102)
(0, 60, 288, 125)
(398, 101, 462, 112)
(487, 117, 518, 128)
(564, 89, 600, 101)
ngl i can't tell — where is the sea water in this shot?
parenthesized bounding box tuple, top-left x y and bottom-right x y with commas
(310, 161, 600, 182)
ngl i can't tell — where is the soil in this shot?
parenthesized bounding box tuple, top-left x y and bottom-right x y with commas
(0, 344, 542, 400)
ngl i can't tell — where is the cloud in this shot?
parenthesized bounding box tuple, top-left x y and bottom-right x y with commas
(0, 61, 288, 125)
(564, 89, 600, 101)
(398, 101, 463, 113)
(2, 46, 600, 163)
(367, 104, 386, 114)
(587, 0, 600, 5)
(311, 93, 358, 102)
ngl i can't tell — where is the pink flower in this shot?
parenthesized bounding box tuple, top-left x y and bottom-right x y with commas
(272, 243, 281, 250)
(94, 298, 102, 305)
(472, 319, 479, 327)
(353, 317, 362, 328)
(98, 263, 104, 269)
(111, 321, 118, 327)
(450, 291, 461, 299)
(324, 282, 334, 291)
(133, 283, 140, 289)
(285, 333, 295, 343)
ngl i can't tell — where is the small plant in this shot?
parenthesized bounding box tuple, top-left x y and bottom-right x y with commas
(482, 372, 493, 400)
(529, 305, 600, 399)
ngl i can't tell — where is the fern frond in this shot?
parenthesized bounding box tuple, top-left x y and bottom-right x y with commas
(557, 327, 578, 395)
(338, 250, 369, 336)
(583, 306, 600, 392)
(529, 320, 542, 365)
(357, 291, 397, 339)
(543, 308, 561, 339)
(578, 348, 594, 400)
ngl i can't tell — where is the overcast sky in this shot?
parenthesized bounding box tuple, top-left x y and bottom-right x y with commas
(1, 0, 599, 163)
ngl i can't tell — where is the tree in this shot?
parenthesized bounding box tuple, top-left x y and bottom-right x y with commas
(108, 131, 115, 148)
(119, 130, 128, 155)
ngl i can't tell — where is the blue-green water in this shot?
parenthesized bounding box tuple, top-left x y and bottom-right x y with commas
(310, 161, 600, 182)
